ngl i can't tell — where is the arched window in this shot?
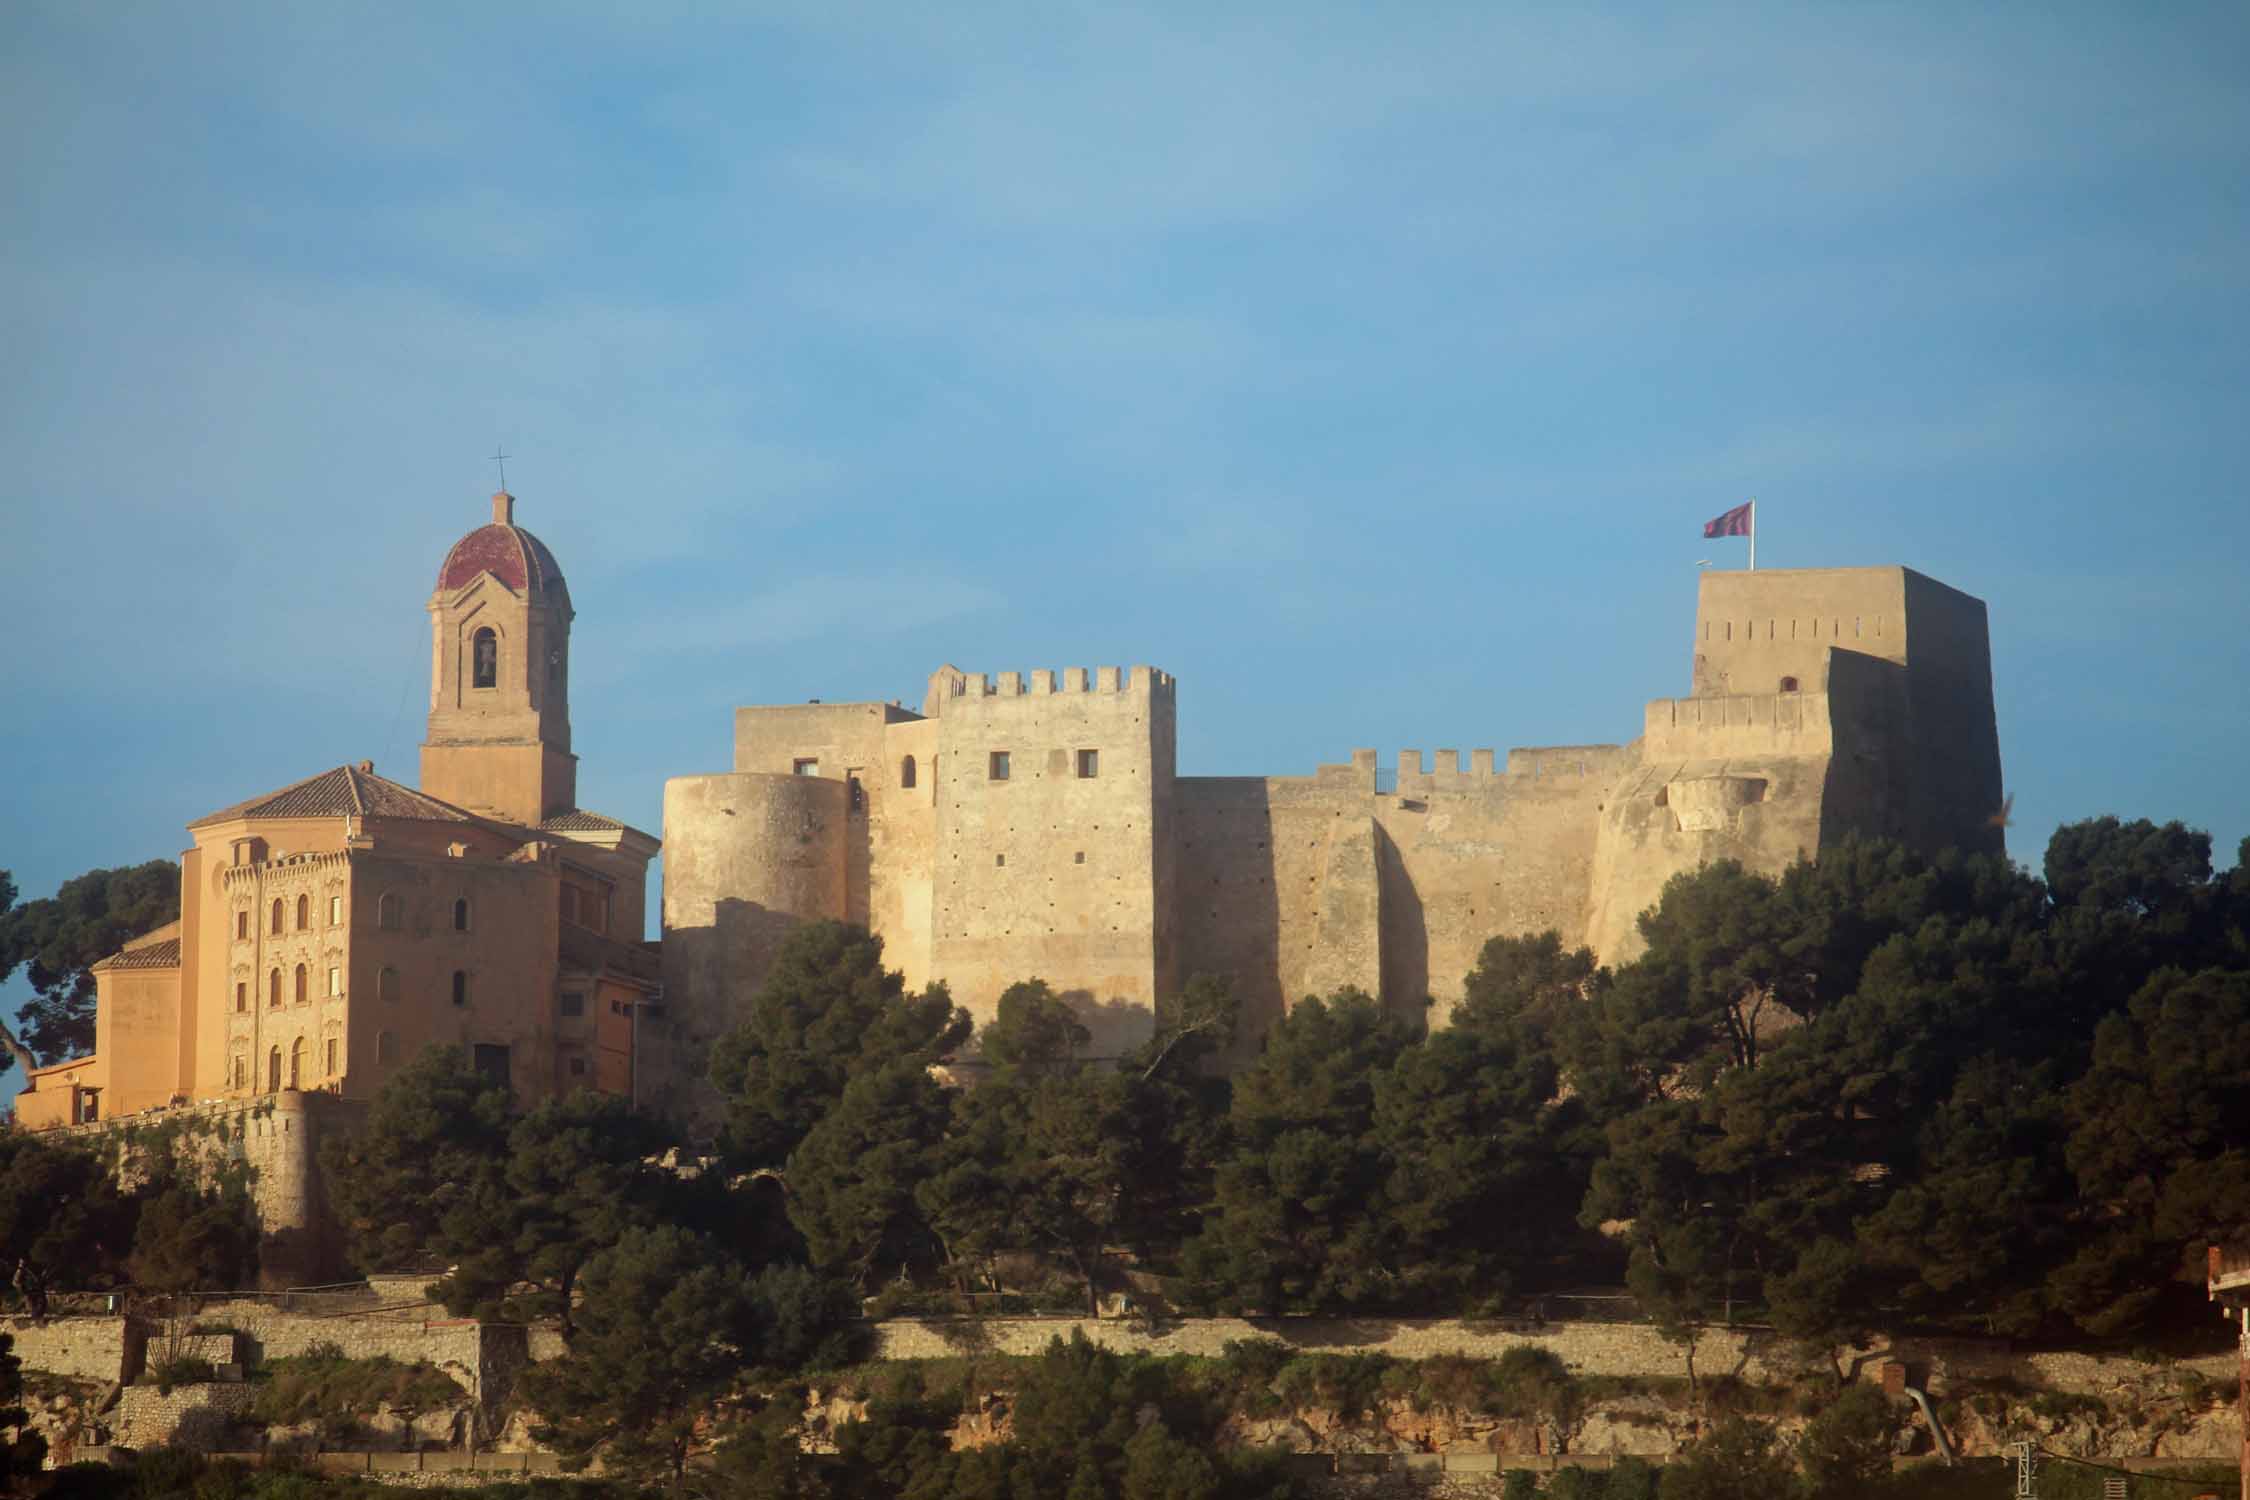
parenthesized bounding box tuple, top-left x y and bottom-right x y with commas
(267, 1047, 282, 1092)
(472, 627, 498, 689)
(294, 964, 308, 1004)
(295, 894, 309, 930)
(289, 1037, 305, 1089)
(453, 898, 471, 932)
(900, 755, 917, 789)
(378, 966, 400, 1003)
(268, 968, 283, 1008)
(378, 892, 400, 930)
(231, 1052, 246, 1088)
(1779, 676, 1800, 693)
(451, 970, 469, 1007)
(269, 898, 284, 935)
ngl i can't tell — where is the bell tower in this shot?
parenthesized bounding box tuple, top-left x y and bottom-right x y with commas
(420, 491, 578, 825)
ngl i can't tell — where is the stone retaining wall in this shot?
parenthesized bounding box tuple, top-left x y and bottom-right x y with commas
(872, 1316, 1781, 1379)
(871, 1317, 2241, 1399)
(4, 1317, 138, 1384)
(111, 1381, 258, 1450)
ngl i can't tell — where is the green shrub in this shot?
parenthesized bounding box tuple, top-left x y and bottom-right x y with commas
(1500, 1470, 1539, 1500)
(248, 1344, 465, 1431)
(1272, 1352, 1392, 1415)
(1491, 1345, 1582, 1423)
(1608, 1455, 1661, 1499)
(147, 1356, 217, 1393)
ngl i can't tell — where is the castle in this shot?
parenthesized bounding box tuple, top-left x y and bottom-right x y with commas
(653, 561, 2004, 1109)
(18, 492, 2005, 1142)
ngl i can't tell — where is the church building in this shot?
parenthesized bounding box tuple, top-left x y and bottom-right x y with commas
(15, 494, 660, 1131)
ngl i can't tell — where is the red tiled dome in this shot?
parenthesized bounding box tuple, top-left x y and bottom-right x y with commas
(435, 495, 568, 603)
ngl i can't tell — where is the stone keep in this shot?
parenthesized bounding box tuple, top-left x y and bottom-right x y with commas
(657, 564, 2001, 1103)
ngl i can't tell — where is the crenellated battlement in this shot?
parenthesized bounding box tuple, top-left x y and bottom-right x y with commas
(932, 664, 1176, 702)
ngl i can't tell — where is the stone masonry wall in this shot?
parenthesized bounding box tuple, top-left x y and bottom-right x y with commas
(870, 1317, 2239, 1399)
(3, 1317, 138, 1384)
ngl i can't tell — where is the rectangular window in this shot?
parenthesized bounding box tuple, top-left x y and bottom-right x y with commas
(325, 1038, 338, 1076)
(1076, 749, 1099, 778)
(793, 758, 820, 777)
(569, 1056, 588, 1077)
(235, 911, 248, 940)
(989, 751, 1011, 781)
(327, 967, 342, 997)
(329, 895, 343, 925)
(560, 991, 585, 1018)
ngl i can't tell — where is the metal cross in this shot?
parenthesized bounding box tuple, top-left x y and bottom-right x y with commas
(490, 446, 511, 492)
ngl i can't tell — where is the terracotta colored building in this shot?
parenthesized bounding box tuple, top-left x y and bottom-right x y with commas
(16, 494, 659, 1131)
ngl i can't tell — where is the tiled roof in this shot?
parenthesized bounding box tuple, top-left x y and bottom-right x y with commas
(189, 765, 478, 828)
(541, 809, 627, 832)
(437, 523, 567, 600)
(94, 937, 181, 971)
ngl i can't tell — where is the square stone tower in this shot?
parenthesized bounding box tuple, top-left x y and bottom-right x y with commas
(926, 666, 1178, 1055)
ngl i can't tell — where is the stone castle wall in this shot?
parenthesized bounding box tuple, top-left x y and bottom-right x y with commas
(659, 566, 2005, 1076)
(44, 1090, 366, 1287)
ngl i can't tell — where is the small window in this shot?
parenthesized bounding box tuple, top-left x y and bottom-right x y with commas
(452, 970, 469, 1007)
(472, 627, 498, 689)
(269, 968, 283, 1008)
(568, 1056, 588, 1078)
(327, 966, 342, 998)
(900, 755, 917, 789)
(294, 964, 308, 1004)
(235, 981, 247, 1013)
(325, 1038, 339, 1076)
(995, 854, 1006, 867)
(848, 776, 865, 813)
(295, 894, 309, 930)
(1077, 749, 1099, 778)
(1074, 851, 1085, 865)
(378, 892, 400, 930)
(268, 1048, 282, 1092)
(270, 899, 284, 935)
(793, 758, 820, 777)
(289, 1037, 305, 1089)
(329, 894, 343, 925)
(231, 1053, 246, 1088)
(379, 966, 400, 1003)
(1779, 676, 1800, 693)
(378, 1030, 399, 1064)
(989, 751, 1011, 781)
(453, 897, 471, 932)
(235, 911, 248, 941)
(560, 991, 585, 1018)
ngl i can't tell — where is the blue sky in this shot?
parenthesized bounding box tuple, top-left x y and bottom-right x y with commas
(4, 3, 2247, 1088)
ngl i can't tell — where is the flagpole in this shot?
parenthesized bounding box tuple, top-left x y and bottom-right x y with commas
(1749, 499, 1757, 571)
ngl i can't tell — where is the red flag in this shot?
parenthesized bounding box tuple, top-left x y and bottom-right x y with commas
(1703, 502, 1753, 539)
